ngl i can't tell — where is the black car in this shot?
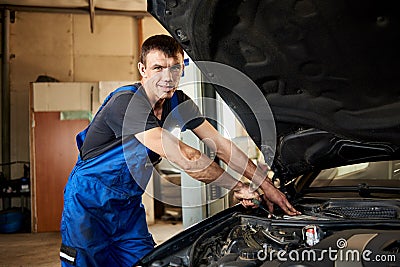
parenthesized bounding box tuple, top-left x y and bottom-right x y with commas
(138, 1, 400, 266)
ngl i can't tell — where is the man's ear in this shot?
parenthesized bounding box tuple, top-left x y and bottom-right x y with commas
(138, 62, 147, 78)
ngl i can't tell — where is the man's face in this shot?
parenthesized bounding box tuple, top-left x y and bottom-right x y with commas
(138, 49, 184, 102)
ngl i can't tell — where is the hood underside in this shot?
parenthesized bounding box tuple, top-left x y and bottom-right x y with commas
(148, 0, 400, 177)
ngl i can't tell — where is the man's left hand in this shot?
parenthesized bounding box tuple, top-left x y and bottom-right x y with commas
(259, 180, 301, 216)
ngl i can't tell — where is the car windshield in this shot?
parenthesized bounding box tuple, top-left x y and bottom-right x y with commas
(309, 160, 400, 188)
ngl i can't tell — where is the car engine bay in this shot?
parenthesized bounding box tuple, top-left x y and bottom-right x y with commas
(142, 199, 400, 267)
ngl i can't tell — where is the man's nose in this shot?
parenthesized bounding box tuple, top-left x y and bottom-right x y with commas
(161, 67, 174, 81)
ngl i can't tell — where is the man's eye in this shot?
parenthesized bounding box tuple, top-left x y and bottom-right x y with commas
(170, 65, 182, 72)
(153, 66, 164, 71)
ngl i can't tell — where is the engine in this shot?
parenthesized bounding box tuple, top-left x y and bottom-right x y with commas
(191, 214, 400, 267)
(143, 200, 400, 267)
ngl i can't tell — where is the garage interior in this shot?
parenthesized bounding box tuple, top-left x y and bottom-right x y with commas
(0, 1, 258, 266)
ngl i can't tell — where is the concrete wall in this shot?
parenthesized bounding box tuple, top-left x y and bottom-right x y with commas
(6, 11, 167, 179)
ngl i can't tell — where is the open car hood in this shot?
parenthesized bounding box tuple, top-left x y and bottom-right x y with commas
(147, 0, 400, 179)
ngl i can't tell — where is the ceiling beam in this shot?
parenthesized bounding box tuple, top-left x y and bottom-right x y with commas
(89, 0, 95, 33)
(0, 4, 149, 18)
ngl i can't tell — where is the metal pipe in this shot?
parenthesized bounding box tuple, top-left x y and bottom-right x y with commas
(1, 8, 11, 180)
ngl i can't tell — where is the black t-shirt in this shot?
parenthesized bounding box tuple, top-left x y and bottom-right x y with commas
(80, 85, 205, 160)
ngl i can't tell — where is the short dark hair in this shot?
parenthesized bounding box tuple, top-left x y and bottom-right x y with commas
(140, 34, 184, 66)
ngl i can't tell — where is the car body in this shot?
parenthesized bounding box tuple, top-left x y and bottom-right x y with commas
(138, 0, 400, 266)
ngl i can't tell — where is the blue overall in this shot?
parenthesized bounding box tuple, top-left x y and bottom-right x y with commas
(60, 84, 182, 267)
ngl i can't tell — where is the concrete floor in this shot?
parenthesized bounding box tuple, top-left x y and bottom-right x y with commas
(0, 221, 183, 267)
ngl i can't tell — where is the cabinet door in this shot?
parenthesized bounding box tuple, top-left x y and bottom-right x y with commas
(32, 112, 88, 232)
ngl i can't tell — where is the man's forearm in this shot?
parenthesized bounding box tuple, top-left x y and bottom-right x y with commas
(216, 140, 272, 189)
(182, 152, 244, 191)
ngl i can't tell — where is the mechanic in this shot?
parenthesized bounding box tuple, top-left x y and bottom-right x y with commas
(60, 34, 300, 267)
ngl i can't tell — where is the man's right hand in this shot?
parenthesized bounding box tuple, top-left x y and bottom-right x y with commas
(233, 183, 261, 208)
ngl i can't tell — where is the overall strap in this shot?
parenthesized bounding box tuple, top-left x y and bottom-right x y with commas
(102, 84, 138, 107)
(76, 84, 139, 150)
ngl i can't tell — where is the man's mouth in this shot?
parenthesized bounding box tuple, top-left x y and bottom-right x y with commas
(158, 84, 176, 92)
